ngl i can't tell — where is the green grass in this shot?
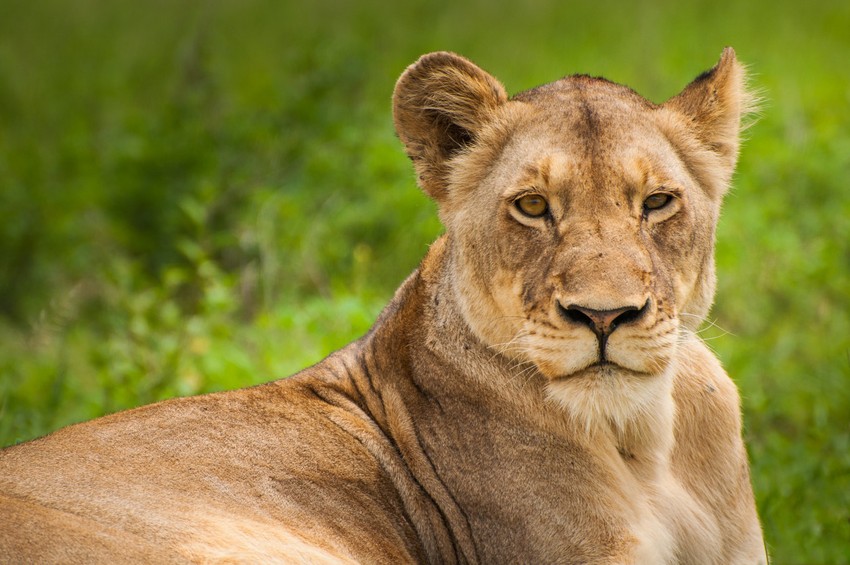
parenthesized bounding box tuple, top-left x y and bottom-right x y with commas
(1, 0, 848, 562)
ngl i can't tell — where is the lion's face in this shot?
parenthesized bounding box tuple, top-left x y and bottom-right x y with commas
(446, 94, 722, 426)
(394, 51, 751, 426)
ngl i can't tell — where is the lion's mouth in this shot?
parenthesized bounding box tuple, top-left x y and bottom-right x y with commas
(586, 360, 616, 371)
(553, 362, 651, 381)
(523, 317, 677, 381)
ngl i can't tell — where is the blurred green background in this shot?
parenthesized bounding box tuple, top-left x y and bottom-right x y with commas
(1, 0, 848, 562)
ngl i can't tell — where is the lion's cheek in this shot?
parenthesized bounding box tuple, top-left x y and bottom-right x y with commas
(649, 204, 718, 325)
(452, 256, 529, 355)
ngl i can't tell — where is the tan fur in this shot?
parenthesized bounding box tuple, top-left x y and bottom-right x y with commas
(0, 50, 765, 563)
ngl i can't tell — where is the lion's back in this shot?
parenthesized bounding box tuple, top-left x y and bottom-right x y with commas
(0, 367, 423, 564)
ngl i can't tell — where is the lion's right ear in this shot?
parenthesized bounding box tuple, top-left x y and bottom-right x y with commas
(393, 52, 508, 203)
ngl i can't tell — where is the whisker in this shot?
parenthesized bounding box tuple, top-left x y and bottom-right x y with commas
(676, 327, 726, 355)
(679, 313, 735, 338)
(487, 329, 531, 360)
(508, 362, 539, 392)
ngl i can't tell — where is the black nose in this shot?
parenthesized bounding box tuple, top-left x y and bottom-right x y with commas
(558, 300, 650, 339)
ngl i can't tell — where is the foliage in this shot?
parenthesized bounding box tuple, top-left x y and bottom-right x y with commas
(1, 0, 848, 562)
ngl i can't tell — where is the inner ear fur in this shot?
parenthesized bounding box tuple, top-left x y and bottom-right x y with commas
(393, 52, 508, 202)
(662, 47, 759, 196)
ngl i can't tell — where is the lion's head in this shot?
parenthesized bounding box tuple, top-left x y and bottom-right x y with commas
(393, 50, 754, 432)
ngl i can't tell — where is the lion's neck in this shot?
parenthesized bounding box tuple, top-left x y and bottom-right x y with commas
(601, 373, 676, 482)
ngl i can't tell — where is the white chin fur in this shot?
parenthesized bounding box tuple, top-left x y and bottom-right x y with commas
(545, 363, 675, 437)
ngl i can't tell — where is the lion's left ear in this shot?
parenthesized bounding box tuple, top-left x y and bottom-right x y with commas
(663, 48, 757, 194)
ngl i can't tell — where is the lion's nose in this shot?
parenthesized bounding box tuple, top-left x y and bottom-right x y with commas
(558, 300, 650, 339)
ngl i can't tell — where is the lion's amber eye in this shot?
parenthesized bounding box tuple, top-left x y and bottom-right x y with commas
(643, 193, 672, 211)
(515, 194, 549, 218)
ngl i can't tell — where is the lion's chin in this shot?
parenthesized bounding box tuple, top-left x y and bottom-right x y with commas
(543, 362, 675, 436)
(536, 356, 659, 383)
(552, 361, 651, 381)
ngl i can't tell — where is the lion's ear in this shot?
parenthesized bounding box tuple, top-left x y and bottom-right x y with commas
(393, 52, 508, 202)
(663, 48, 757, 192)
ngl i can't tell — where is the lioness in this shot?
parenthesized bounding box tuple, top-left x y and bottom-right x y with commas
(0, 49, 765, 564)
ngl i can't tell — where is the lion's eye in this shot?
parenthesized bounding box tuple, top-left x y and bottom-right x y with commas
(643, 193, 672, 212)
(515, 194, 549, 218)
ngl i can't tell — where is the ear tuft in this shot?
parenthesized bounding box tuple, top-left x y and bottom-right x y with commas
(663, 48, 760, 191)
(393, 52, 507, 202)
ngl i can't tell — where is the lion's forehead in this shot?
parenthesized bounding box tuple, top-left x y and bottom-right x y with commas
(478, 96, 690, 200)
(492, 134, 690, 205)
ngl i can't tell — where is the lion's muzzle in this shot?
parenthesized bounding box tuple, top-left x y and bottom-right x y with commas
(557, 299, 651, 362)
